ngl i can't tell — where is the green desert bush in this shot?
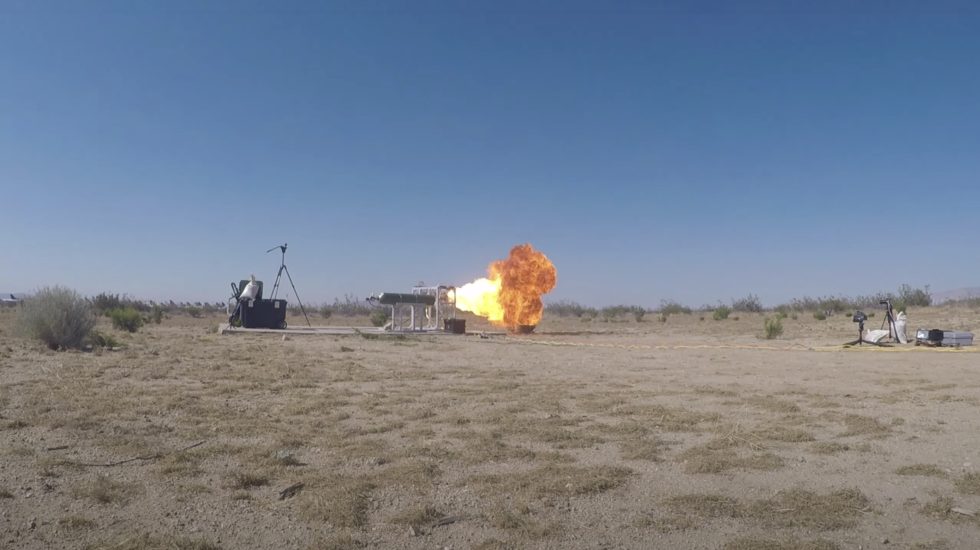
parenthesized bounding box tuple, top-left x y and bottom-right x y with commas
(764, 317, 783, 339)
(320, 305, 333, 320)
(16, 286, 96, 350)
(545, 300, 598, 318)
(89, 330, 121, 349)
(813, 311, 827, 321)
(659, 300, 691, 315)
(712, 306, 731, 321)
(108, 307, 143, 333)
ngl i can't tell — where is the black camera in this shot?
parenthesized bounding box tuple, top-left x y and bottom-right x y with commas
(852, 311, 867, 323)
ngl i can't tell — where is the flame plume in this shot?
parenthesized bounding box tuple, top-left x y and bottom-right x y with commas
(452, 244, 557, 328)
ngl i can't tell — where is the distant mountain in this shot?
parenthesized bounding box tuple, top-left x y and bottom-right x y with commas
(932, 287, 980, 304)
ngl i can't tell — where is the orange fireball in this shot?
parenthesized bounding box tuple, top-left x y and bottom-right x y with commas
(452, 244, 557, 328)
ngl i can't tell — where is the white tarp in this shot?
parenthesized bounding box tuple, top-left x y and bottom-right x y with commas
(865, 329, 890, 343)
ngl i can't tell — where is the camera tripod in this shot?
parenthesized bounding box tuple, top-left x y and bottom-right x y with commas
(843, 312, 887, 347)
(879, 299, 898, 340)
(267, 243, 312, 327)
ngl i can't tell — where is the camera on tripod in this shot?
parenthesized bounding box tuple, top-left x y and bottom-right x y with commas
(852, 311, 867, 324)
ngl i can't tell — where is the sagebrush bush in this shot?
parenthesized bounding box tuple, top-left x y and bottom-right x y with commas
(712, 306, 731, 321)
(764, 317, 783, 339)
(898, 284, 931, 308)
(813, 311, 827, 321)
(369, 310, 390, 327)
(147, 305, 165, 324)
(89, 330, 121, 348)
(320, 305, 333, 319)
(731, 294, 763, 312)
(16, 286, 96, 350)
(109, 307, 143, 333)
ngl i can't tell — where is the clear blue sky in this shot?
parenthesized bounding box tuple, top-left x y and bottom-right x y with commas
(2, 1, 978, 307)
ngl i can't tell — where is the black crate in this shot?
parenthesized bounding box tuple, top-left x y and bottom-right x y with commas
(241, 299, 287, 329)
(444, 319, 466, 334)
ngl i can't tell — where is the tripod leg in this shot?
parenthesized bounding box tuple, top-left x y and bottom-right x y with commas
(270, 266, 285, 301)
(282, 265, 312, 327)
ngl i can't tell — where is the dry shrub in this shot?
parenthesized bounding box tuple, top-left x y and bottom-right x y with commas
(746, 488, 870, 530)
(16, 286, 95, 349)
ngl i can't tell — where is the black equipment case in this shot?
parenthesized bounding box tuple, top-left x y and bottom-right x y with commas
(240, 299, 287, 329)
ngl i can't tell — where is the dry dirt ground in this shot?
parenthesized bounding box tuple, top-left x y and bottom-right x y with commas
(1, 306, 979, 550)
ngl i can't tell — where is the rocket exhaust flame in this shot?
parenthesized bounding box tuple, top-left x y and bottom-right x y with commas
(451, 244, 557, 330)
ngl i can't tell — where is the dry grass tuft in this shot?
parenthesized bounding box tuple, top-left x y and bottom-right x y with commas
(610, 403, 721, 432)
(72, 474, 138, 504)
(954, 472, 980, 495)
(723, 537, 840, 550)
(745, 396, 801, 414)
(305, 531, 365, 550)
(810, 442, 850, 455)
(484, 500, 555, 538)
(910, 540, 951, 550)
(84, 533, 222, 550)
(470, 464, 632, 499)
(840, 414, 891, 437)
(650, 493, 743, 530)
(228, 472, 269, 490)
(895, 464, 947, 478)
(753, 426, 815, 443)
(678, 439, 783, 474)
(390, 503, 444, 527)
(745, 488, 871, 530)
(374, 459, 441, 490)
(619, 435, 668, 461)
(300, 478, 375, 528)
(0, 487, 12, 498)
(473, 538, 516, 550)
(58, 515, 96, 530)
(919, 496, 978, 524)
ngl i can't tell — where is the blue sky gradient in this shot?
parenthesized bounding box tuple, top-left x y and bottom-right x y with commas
(1, 1, 978, 306)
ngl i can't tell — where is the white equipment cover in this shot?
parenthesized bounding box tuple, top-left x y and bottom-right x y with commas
(894, 312, 908, 343)
(865, 329, 890, 343)
(240, 275, 259, 301)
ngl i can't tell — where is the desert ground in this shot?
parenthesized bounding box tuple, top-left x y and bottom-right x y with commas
(1, 306, 979, 550)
